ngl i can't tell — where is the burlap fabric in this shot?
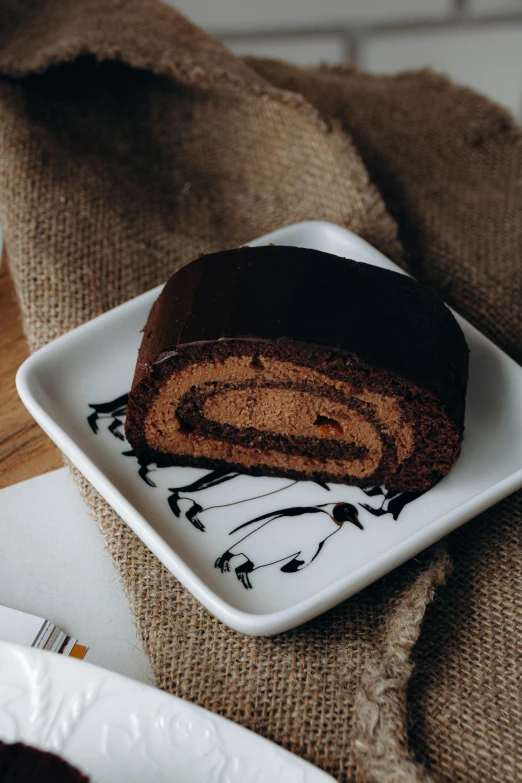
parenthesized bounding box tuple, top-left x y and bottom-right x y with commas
(1, 2, 521, 781)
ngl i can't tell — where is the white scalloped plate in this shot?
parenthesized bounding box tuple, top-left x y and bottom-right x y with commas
(0, 641, 334, 782)
(16, 221, 522, 635)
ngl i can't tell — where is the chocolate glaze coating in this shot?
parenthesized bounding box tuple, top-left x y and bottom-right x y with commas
(140, 246, 469, 426)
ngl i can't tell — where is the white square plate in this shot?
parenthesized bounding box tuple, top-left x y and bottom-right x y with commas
(17, 221, 522, 635)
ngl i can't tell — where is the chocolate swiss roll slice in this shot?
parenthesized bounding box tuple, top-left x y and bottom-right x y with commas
(125, 246, 469, 492)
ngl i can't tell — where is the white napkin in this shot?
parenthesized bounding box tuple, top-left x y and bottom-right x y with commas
(0, 468, 153, 683)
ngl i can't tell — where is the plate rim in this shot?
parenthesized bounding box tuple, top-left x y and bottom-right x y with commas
(16, 220, 522, 635)
(0, 640, 335, 782)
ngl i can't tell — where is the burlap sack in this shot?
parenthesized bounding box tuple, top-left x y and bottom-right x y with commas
(1, 2, 520, 781)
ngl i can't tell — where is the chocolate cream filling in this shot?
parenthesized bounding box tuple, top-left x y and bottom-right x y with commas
(144, 355, 414, 482)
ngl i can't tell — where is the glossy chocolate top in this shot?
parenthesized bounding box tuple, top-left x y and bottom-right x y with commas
(142, 245, 469, 424)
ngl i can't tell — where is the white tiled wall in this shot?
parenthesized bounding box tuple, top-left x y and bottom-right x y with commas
(470, 0, 522, 12)
(364, 25, 522, 118)
(164, 0, 522, 121)
(170, 0, 452, 33)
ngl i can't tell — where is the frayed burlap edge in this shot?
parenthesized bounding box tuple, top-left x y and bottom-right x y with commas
(354, 546, 452, 783)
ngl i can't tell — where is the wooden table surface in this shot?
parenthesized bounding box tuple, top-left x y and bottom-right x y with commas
(0, 261, 61, 488)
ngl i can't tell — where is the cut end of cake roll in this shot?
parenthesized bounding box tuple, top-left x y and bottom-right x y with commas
(125, 246, 469, 493)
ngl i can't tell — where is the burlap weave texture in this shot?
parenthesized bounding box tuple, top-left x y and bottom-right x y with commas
(1, 2, 521, 781)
